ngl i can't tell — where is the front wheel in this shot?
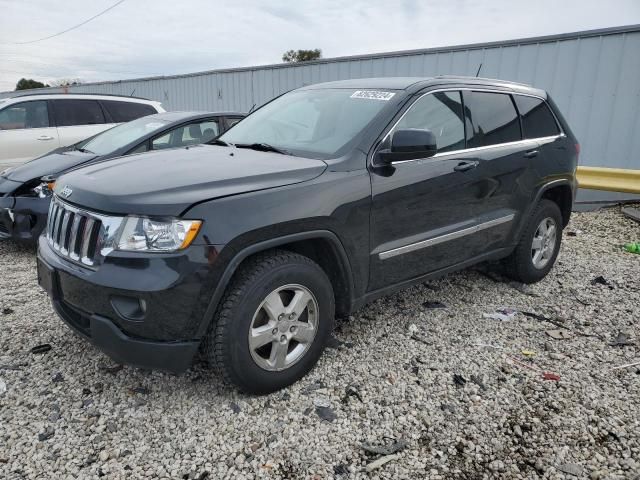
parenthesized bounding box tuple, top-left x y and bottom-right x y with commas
(503, 199, 563, 284)
(204, 250, 335, 394)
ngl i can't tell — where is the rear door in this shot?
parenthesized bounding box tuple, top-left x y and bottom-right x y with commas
(459, 90, 539, 250)
(51, 99, 112, 147)
(0, 100, 60, 163)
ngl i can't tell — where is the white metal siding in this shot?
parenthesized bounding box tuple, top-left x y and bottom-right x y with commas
(3, 25, 639, 200)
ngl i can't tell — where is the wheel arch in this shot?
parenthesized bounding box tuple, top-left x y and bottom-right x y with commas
(196, 230, 355, 338)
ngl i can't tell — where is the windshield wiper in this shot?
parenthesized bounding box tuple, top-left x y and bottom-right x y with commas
(235, 143, 291, 155)
(209, 138, 235, 147)
(71, 145, 93, 154)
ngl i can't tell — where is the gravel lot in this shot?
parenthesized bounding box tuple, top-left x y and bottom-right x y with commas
(1, 207, 638, 480)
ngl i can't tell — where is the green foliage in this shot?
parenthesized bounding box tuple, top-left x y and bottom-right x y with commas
(15, 78, 49, 91)
(282, 49, 322, 63)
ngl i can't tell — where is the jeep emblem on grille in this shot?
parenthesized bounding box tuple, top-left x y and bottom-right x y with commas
(60, 186, 73, 198)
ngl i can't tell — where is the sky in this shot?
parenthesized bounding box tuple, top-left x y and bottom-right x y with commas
(1, 0, 639, 92)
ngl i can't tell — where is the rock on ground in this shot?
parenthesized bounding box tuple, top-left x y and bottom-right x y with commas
(0, 206, 638, 479)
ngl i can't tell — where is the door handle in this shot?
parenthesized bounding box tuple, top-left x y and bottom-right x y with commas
(524, 149, 539, 158)
(453, 161, 479, 172)
(37, 135, 54, 141)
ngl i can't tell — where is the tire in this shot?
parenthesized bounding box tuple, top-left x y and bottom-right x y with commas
(204, 249, 335, 394)
(503, 199, 563, 284)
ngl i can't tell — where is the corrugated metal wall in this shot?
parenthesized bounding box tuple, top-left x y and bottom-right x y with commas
(3, 25, 639, 201)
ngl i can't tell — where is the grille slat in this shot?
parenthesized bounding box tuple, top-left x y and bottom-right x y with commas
(80, 218, 95, 264)
(46, 198, 102, 267)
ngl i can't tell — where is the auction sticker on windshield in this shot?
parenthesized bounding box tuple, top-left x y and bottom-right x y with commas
(350, 90, 396, 101)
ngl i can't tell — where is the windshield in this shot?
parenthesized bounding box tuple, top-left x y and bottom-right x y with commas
(219, 88, 396, 158)
(78, 115, 169, 155)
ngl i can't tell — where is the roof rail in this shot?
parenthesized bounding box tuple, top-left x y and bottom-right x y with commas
(4, 92, 153, 101)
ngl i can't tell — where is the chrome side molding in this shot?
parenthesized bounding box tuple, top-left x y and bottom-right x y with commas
(378, 214, 515, 260)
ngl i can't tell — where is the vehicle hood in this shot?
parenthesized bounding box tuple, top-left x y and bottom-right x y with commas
(55, 145, 328, 216)
(4, 150, 99, 183)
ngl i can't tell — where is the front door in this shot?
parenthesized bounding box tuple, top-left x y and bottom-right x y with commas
(369, 90, 487, 290)
(0, 100, 60, 163)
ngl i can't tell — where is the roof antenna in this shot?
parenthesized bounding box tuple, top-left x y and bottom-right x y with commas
(475, 63, 483, 77)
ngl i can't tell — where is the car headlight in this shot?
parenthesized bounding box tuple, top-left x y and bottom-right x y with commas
(116, 217, 202, 252)
(32, 181, 55, 198)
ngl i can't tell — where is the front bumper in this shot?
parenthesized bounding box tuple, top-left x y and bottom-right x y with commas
(37, 236, 224, 373)
(0, 195, 50, 242)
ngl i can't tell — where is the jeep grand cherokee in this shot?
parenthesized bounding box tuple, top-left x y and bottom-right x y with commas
(37, 77, 578, 393)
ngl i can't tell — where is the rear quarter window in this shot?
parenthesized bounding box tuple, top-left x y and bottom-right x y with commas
(53, 99, 105, 127)
(102, 100, 157, 123)
(513, 95, 560, 139)
(463, 91, 521, 148)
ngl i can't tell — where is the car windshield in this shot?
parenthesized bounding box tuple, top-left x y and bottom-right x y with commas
(218, 88, 396, 159)
(78, 116, 170, 155)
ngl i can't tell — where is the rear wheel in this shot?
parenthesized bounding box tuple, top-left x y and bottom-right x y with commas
(204, 250, 334, 394)
(504, 199, 563, 284)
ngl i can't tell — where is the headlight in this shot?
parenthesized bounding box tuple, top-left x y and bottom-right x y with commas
(32, 181, 55, 198)
(116, 217, 202, 252)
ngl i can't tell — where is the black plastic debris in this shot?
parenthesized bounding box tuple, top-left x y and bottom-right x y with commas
(422, 301, 447, 309)
(591, 275, 613, 289)
(361, 438, 408, 456)
(334, 464, 350, 475)
(101, 364, 123, 374)
(315, 405, 337, 422)
(82, 387, 92, 396)
(327, 336, 354, 349)
(31, 344, 52, 354)
(52, 373, 64, 383)
(38, 428, 55, 441)
(1, 307, 13, 315)
(230, 401, 241, 414)
(453, 374, 467, 387)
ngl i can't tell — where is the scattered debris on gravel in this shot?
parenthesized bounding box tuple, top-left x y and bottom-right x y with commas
(1, 206, 639, 479)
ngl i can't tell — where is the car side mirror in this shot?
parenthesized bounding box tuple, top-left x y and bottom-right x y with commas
(378, 129, 437, 164)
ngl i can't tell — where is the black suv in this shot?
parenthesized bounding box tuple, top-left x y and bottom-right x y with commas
(37, 77, 578, 393)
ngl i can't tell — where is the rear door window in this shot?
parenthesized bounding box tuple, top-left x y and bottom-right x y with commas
(463, 91, 521, 148)
(102, 100, 157, 122)
(393, 91, 465, 153)
(513, 95, 560, 138)
(52, 99, 106, 127)
(0, 101, 49, 130)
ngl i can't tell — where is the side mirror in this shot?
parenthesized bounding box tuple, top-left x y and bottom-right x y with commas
(378, 129, 437, 164)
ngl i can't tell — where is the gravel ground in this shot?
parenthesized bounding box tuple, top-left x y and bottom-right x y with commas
(0, 207, 639, 480)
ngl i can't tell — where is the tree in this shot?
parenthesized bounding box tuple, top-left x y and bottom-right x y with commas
(50, 78, 83, 87)
(282, 49, 322, 63)
(15, 78, 49, 90)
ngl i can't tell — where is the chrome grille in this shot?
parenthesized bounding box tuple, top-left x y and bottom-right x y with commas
(47, 197, 102, 266)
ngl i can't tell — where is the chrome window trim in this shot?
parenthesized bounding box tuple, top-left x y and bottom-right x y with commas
(378, 214, 515, 260)
(370, 87, 565, 167)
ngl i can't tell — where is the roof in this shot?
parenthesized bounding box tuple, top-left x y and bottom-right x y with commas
(153, 111, 245, 121)
(1, 92, 160, 104)
(303, 75, 547, 96)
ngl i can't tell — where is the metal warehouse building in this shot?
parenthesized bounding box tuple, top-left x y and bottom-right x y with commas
(3, 24, 639, 203)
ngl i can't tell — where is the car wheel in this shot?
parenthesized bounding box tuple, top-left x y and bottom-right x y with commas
(204, 250, 335, 394)
(503, 199, 563, 284)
